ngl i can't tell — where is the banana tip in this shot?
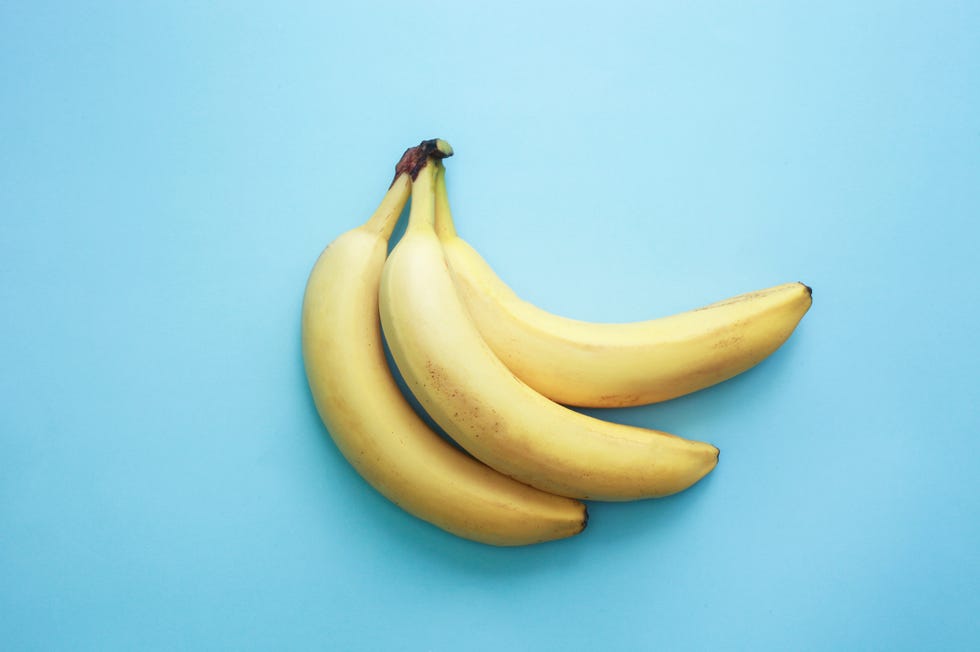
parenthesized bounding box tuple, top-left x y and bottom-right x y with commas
(433, 139, 454, 157)
(800, 282, 813, 297)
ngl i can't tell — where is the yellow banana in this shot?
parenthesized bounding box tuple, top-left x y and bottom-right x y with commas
(433, 164, 812, 408)
(302, 140, 587, 546)
(380, 146, 719, 501)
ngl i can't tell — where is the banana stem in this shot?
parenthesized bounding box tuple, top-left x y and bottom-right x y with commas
(364, 139, 453, 239)
(363, 173, 411, 238)
(394, 138, 453, 183)
(407, 158, 438, 231)
(433, 162, 458, 240)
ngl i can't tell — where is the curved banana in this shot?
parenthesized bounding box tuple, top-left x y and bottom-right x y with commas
(302, 141, 587, 546)
(379, 148, 719, 501)
(433, 164, 812, 408)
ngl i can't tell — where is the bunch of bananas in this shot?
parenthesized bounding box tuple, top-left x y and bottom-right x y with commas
(301, 139, 812, 546)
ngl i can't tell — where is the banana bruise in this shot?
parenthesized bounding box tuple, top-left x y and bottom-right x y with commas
(432, 164, 811, 408)
(302, 141, 587, 546)
(380, 152, 719, 501)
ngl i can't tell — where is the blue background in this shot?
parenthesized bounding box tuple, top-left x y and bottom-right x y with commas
(2, 1, 978, 649)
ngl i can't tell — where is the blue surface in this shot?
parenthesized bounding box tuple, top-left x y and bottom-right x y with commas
(2, 1, 978, 649)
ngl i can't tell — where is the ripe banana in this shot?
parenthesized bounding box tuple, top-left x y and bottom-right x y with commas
(301, 140, 587, 546)
(433, 164, 812, 408)
(379, 147, 719, 501)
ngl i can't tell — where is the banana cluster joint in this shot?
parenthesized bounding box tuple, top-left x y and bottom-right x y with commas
(392, 138, 453, 184)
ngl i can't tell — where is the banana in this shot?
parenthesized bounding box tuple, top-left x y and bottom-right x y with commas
(433, 164, 812, 408)
(301, 140, 587, 546)
(379, 146, 719, 501)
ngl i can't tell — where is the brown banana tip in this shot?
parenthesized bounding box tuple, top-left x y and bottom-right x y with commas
(801, 282, 813, 297)
(581, 505, 590, 532)
(393, 138, 455, 184)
